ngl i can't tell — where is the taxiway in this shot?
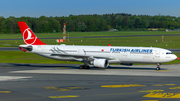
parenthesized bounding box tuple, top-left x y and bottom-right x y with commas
(0, 63, 180, 101)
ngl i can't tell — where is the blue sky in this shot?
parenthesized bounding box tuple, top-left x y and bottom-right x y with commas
(0, 0, 180, 18)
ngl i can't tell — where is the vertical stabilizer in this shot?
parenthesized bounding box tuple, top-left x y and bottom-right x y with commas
(18, 22, 46, 45)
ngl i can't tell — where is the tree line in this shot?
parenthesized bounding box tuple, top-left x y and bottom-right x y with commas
(0, 13, 180, 34)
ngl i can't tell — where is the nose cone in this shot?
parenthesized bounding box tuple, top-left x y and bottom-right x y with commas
(172, 54, 177, 61)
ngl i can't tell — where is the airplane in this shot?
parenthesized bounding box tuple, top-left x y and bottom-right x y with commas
(18, 22, 177, 70)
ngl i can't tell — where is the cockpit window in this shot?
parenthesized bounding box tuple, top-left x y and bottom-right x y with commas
(166, 52, 173, 54)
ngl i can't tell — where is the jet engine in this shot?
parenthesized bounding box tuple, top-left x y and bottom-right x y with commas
(91, 59, 108, 68)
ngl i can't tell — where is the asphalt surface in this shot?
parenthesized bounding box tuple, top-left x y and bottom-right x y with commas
(0, 63, 180, 101)
(0, 34, 180, 40)
(0, 47, 20, 51)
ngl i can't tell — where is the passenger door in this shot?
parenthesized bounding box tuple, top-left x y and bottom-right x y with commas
(153, 50, 160, 62)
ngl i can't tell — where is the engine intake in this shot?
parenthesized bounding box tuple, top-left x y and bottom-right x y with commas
(92, 59, 108, 68)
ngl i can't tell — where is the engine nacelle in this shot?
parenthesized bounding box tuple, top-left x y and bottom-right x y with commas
(91, 59, 108, 68)
(120, 63, 133, 66)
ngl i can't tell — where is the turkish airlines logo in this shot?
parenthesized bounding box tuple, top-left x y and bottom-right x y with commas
(23, 28, 37, 45)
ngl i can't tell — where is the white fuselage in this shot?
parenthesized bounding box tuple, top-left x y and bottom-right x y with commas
(21, 44, 177, 64)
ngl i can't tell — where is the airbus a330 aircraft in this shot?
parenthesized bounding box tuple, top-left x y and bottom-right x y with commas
(18, 22, 177, 70)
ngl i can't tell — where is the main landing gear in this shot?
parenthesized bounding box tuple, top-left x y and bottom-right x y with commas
(156, 63, 161, 70)
(79, 65, 90, 69)
(79, 59, 91, 69)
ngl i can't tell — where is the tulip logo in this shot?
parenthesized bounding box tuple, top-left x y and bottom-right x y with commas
(23, 28, 37, 45)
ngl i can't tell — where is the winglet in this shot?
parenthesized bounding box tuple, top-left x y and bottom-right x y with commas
(18, 22, 46, 45)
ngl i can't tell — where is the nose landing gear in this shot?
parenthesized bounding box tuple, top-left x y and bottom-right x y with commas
(156, 63, 161, 70)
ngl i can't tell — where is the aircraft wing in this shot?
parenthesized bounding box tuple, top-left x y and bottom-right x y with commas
(50, 53, 115, 60)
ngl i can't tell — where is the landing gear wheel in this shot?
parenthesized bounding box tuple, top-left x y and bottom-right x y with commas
(156, 63, 161, 70)
(79, 65, 84, 69)
(156, 67, 160, 70)
(85, 65, 90, 69)
(79, 65, 90, 69)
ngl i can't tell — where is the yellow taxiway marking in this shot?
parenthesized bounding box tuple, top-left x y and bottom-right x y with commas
(86, 92, 137, 97)
(152, 84, 163, 86)
(0, 91, 11, 93)
(42, 86, 87, 91)
(42, 87, 70, 91)
(139, 90, 164, 93)
(154, 70, 169, 72)
(165, 84, 176, 86)
(143, 93, 180, 98)
(101, 84, 146, 88)
(142, 100, 159, 101)
(0, 67, 12, 68)
(169, 87, 180, 89)
(49, 95, 79, 98)
(6, 67, 12, 68)
(152, 84, 175, 87)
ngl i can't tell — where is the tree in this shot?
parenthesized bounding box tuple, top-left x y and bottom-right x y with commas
(0, 17, 5, 33)
(170, 27, 175, 30)
(1, 13, 180, 34)
(125, 26, 128, 30)
(1, 19, 13, 34)
(122, 17, 128, 28)
(77, 22, 86, 32)
(149, 21, 156, 28)
(140, 20, 146, 28)
(117, 26, 122, 30)
(134, 18, 140, 28)
(131, 27, 135, 30)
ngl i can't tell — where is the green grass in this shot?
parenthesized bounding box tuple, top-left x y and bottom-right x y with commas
(0, 51, 81, 64)
(1, 35, 180, 49)
(0, 31, 180, 39)
(1, 31, 180, 48)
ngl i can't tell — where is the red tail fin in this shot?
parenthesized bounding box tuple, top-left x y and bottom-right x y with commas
(18, 22, 46, 45)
